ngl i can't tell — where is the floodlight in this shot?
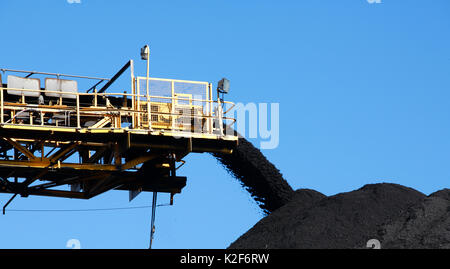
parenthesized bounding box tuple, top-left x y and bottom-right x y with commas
(217, 78, 230, 94)
(141, 45, 150, 60)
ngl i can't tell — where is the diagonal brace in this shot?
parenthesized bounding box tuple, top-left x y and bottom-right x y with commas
(3, 138, 36, 160)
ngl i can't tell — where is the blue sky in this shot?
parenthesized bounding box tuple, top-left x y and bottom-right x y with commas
(0, 0, 449, 249)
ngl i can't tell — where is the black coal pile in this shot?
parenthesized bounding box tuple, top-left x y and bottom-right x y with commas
(213, 137, 294, 214)
(379, 189, 450, 249)
(215, 136, 450, 248)
(229, 183, 428, 249)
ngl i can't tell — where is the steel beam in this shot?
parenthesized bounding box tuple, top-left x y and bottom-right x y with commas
(3, 137, 36, 160)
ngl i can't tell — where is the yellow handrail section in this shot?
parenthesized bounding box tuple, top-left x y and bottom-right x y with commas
(0, 76, 237, 140)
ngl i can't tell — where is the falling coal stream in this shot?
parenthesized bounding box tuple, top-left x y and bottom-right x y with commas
(213, 137, 294, 214)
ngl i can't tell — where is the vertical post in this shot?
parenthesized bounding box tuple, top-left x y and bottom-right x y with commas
(76, 94, 80, 128)
(122, 91, 128, 108)
(147, 101, 151, 129)
(137, 78, 141, 128)
(171, 81, 175, 130)
(208, 83, 213, 134)
(146, 57, 150, 98)
(139, 45, 150, 130)
(130, 60, 135, 129)
(0, 87, 4, 124)
(146, 57, 151, 130)
(217, 89, 224, 136)
(114, 143, 121, 165)
(40, 111, 44, 126)
(149, 191, 158, 249)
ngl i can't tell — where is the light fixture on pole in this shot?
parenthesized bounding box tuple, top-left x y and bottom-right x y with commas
(217, 78, 230, 94)
(140, 45, 150, 98)
(140, 45, 150, 61)
(140, 45, 151, 130)
(216, 78, 230, 136)
(217, 77, 230, 104)
(141, 45, 157, 249)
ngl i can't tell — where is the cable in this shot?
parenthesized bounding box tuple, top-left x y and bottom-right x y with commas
(5, 203, 171, 213)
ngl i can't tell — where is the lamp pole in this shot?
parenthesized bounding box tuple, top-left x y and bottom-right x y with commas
(141, 45, 151, 129)
(146, 48, 150, 100)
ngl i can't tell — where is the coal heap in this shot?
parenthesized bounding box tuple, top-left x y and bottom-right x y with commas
(213, 136, 450, 248)
(229, 183, 436, 249)
(379, 189, 450, 249)
(213, 137, 294, 214)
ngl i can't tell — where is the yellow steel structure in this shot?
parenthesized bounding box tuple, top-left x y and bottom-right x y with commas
(0, 59, 237, 212)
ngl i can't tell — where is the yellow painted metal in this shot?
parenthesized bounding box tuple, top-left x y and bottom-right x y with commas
(121, 154, 157, 171)
(0, 159, 118, 171)
(3, 137, 36, 160)
(0, 80, 237, 139)
(136, 76, 210, 86)
(0, 65, 238, 201)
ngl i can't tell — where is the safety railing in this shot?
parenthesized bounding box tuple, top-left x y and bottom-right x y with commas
(0, 84, 236, 138)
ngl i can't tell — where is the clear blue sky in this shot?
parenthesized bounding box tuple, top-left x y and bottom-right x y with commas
(0, 0, 449, 249)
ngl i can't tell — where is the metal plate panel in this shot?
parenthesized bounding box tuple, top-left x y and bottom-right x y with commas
(7, 75, 41, 97)
(45, 78, 78, 99)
